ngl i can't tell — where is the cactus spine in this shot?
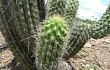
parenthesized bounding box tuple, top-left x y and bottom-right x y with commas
(36, 15, 69, 70)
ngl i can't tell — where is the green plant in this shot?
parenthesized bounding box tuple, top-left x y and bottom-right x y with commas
(91, 4, 110, 39)
(79, 64, 96, 70)
(46, 0, 79, 26)
(0, 0, 110, 70)
(63, 22, 92, 59)
(36, 15, 69, 70)
(0, 0, 39, 70)
(85, 64, 96, 70)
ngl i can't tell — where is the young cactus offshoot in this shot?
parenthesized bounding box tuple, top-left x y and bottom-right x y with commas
(41, 15, 68, 43)
(37, 15, 69, 70)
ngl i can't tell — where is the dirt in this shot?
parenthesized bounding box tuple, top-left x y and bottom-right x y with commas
(0, 31, 110, 70)
(71, 35, 110, 70)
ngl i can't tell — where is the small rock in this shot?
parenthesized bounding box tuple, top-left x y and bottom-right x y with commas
(84, 43, 92, 48)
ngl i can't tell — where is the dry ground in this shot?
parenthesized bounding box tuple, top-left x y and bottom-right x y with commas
(0, 32, 110, 70)
(71, 35, 110, 70)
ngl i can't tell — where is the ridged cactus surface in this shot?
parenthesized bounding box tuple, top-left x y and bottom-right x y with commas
(41, 16, 68, 43)
(0, 0, 39, 70)
(91, 5, 110, 39)
(46, 0, 79, 25)
(36, 15, 68, 70)
(63, 22, 92, 59)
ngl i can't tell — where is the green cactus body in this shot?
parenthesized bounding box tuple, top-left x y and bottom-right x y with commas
(37, 15, 68, 70)
(46, 0, 79, 25)
(63, 22, 92, 59)
(0, 0, 39, 70)
(91, 5, 110, 39)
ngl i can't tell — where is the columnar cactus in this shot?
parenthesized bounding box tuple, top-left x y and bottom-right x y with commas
(91, 4, 110, 39)
(0, 0, 39, 70)
(36, 15, 69, 70)
(46, 0, 79, 25)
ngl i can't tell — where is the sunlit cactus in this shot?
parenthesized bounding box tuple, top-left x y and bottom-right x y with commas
(36, 15, 69, 70)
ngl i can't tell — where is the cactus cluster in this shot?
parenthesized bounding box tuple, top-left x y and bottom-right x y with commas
(0, 0, 110, 70)
(37, 15, 68, 70)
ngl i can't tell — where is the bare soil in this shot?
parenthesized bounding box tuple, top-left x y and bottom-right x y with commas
(71, 35, 110, 70)
(0, 32, 110, 70)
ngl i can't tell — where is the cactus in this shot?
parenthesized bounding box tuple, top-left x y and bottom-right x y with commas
(36, 15, 69, 70)
(46, 0, 90, 60)
(46, 0, 79, 25)
(0, 0, 40, 70)
(91, 4, 110, 39)
(62, 22, 92, 59)
(1, 0, 110, 70)
(37, 0, 46, 21)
